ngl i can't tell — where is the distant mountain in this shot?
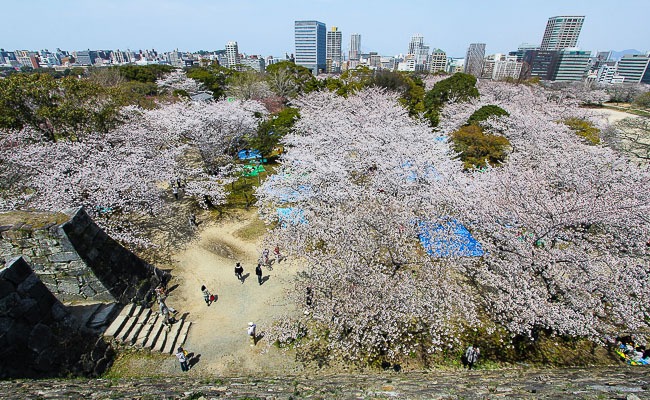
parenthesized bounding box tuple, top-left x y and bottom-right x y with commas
(610, 49, 644, 60)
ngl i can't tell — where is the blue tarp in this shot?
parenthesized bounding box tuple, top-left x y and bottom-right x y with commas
(418, 219, 484, 257)
(277, 207, 307, 226)
(238, 149, 262, 160)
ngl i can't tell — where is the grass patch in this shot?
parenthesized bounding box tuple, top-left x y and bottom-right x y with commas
(603, 104, 650, 118)
(103, 350, 168, 379)
(233, 217, 268, 241)
(221, 162, 278, 210)
(0, 210, 69, 229)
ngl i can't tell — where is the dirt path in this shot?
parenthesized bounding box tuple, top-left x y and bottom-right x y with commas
(165, 209, 303, 376)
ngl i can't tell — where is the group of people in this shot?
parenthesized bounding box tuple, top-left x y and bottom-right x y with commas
(259, 246, 283, 268)
(616, 336, 650, 365)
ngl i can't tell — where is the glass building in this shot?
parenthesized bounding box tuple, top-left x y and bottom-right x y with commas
(295, 20, 326, 75)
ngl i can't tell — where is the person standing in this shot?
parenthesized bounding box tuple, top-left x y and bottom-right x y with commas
(201, 285, 212, 306)
(235, 262, 244, 283)
(176, 347, 189, 372)
(464, 344, 480, 370)
(189, 213, 197, 228)
(247, 322, 257, 346)
(172, 186, 179, 200)
(255, 263, 263, 285)
(262, 248, 270, 265)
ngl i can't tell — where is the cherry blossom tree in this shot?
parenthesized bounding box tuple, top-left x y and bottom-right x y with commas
(258, 82, 650, 364)
(1, 98, 265, 248)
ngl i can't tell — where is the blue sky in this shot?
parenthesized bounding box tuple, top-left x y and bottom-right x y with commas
(2, 0, 648, 57)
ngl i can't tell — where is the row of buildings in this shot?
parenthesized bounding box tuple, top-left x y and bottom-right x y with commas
(2, 15, 648, 84)
(294, 16, 650, 84)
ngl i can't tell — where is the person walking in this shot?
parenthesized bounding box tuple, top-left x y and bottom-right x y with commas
(172, 186, 179, 200)
(175, 347, 189, 372)
(247, 322, 257, 346)
(464, 344, 480, 370)
(201, 285, 213, 306)
(189, 213, 197, 228)
(273, 245, 282, 264)
(255, 263, 263, 285)
(235, 262, 244, 283)
(262, 248, 270, 265)
(160, 301, 173, 328)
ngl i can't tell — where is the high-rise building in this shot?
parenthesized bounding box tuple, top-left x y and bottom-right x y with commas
(295, 20, 326, 75)
(326, 26, 342, 73)
(464, 43, 486, 77)
(225, 41, 241, 69)
(616, 54, 650, 84)
(429, 49, 447, 73)
(408, 34, 424, 56)
(540, 16, 585, 51)
(521, 50, 559, 80)
(349, 33, 361, 61)
(550, 49, 590, 81)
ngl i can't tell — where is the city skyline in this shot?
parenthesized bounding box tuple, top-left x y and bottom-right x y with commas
(1, 0, 649, 58)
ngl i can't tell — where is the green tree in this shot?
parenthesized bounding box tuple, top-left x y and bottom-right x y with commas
(562, 117, 600, 145)
(0, 73, 122, 141)
(265, 61, 319, 101)
(248, 107, 300, 156)
(117, 64, 174, 83)
(450, 124, 510, 170)
(226, 70, 270, 100)
(633, 91, 650, 109)
(467, 105, 509, 126)
(423, 73, 480, 127)
(186, 65, 231, 99)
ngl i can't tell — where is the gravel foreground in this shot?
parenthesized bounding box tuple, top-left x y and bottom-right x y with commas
(1, 367, 648, 399)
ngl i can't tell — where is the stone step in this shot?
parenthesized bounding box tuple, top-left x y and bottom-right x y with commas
(88, 303, 119, 329)
(153, 322, 168, 353)
(143, 314, 165, 349)
(135, 313, 158, 348)
(163, 318, 185, 354)
(103, 303, 136, 339)
(175, 320, 192, 350)
(118, 305, 145, 342)
(124, 308, 152, 344)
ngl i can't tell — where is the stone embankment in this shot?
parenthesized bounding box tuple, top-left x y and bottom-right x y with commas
(0, 367, 648, 399)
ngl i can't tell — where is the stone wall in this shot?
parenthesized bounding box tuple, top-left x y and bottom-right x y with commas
(0, 257, 113, 378)
(0, 208, 167, 304)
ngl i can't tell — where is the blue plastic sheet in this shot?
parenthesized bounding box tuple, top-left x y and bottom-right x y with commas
(237, 149, 262, 160)
(277, 207, 307, 226)
(418, 219, 483, 257)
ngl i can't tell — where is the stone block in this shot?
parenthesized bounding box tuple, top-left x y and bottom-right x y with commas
(0, 257, 34, 285)
(81, 284, 97, 298)
(57, 279, 80, 295)
(6, 320, 30, 347)
(0, 292, 20, 317)
(10, 298, 38, 320)
(0, 279, 15, 300)
(51, 303, 69, 321)
(28, 323, 54, 354)
(49, 252, 81, 263)
(0, 316, 15, 336)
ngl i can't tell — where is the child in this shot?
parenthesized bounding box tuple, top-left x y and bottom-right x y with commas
(201, 285, 213, 306)
(176, 347, 189, 372)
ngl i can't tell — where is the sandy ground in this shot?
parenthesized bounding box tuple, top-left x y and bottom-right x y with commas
(161, 209, 304, 376)
(594, 107, 639, 124)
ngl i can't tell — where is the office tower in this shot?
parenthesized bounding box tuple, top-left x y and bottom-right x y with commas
(540, 16, 585, 51)
(326, 26, 342, 73)
(408, 34, 424, 56)
(521, 50, 559, 80)
(616, 54, 650, 83)
(429, 49, 447, 73)
(225, 41, 240, 69)
(550, 49, 590, 81)
(295, 20, 326, 75)
(464, 43, 486, 77)
(349, 33, 361, 61)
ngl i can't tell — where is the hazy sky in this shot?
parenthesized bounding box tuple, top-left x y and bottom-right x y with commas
(2, 0, 648, 57)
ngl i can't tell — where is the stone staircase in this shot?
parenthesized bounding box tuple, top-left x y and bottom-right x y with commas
(103, 303, 192, 354)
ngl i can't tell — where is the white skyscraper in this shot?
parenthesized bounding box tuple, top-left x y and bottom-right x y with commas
(540, 16, 585, 51)
(349, 33, 361, 61)
(326, 26, 342, 73)
(225, 41, 240, 69)
(464, 43, 486, 77)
